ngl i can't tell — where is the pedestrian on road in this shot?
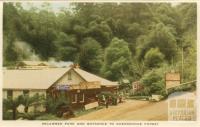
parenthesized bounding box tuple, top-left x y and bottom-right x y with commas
(119, 94, 122, 103)
(106, 97, 109, 108)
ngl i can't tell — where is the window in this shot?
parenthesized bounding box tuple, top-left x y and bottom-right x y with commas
(7, 90, 13, 98)
(68, 71, 72, 80)
(78, 93, 84, 103)
(23, 90, 29, 96)
(71, 94, 77, 103)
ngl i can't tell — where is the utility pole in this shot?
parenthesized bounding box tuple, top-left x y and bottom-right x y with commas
(181, 44, 190, 84)
(181, 46, 184, 83)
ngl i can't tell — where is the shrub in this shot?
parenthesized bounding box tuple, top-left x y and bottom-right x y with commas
(18, 112, 42, 120)
(35, 113, 62, 120)
(3, 96, 21, 120)
(3, 93, 45, 120)
(167, 82, 196, 95)
(3, 110, 13, 120)
(128, 96, 149, 100)
(45, 92, 70, 115)
(140, 69, 165, 96)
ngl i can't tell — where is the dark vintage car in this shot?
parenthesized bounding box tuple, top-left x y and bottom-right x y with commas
(56, 104, 75, 119)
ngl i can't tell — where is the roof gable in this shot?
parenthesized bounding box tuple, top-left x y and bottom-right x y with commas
(73, 68, 118, 86)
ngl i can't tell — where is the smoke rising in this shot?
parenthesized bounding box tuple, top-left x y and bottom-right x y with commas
(14, 41, 40, 61)
(13, 41, 73, 68)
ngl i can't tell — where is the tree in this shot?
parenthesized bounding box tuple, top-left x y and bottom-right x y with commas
(3, 3, 196, 87)
(144, 48, 164, 68)
(19, 93, 45, 113)
(102, 37, 133, 81)
(3, 96, 21, 120)
(177, 3, 196, 32)
(17, 4, 58, 60)
(87, 21, 113, 47)
(3, 3, 22, 65)
(46, 92, 70, 115)
(176, 3, 197, 82)
(140, 69, 165, 95)
(78, 37, 103, 74)
(3, 93, 45, 120)
(136, 23, 177, 62)
(54, 32, 78, 61)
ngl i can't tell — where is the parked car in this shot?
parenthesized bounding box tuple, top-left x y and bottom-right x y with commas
(56, 104, 74, 118)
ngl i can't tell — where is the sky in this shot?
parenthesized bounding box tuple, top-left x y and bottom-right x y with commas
(21, 2, 71, 13)
(20, 2, 180, 13)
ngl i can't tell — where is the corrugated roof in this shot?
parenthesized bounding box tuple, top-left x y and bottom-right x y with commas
(3, 67, 118, 90)
(3, 68, 70, 89)
(74, 68, 118, 86)
(17, 61, 49, 66)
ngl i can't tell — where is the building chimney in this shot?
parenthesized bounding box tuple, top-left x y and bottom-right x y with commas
(75, 64, 80, 68)
(70, 63, 80, 69)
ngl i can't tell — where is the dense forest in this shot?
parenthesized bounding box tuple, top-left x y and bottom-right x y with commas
(3, 3, 196, 88)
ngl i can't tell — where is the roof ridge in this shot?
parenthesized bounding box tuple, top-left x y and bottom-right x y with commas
(73, 68, 118, 86)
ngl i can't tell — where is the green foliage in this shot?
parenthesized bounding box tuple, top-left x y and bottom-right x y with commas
(177, 3, 197, 31)
(78, 37, 103, 74)
(167, 82, 196, 95)
(3, 110, 13, 120)
(54, 32, 78, 61)
(87, 21, 113, 47)
(140, 69, 166, 95)
(3, 3, 196, 85)
(16, 112, 62, 120)
(45, 92, 70, 114)
(18, 112, 42, 120)
(136, 23, 177, 62)
(3, 96, 21, 120)
(35, 113, 62, 120)
(119, 83, 132, 91)
(3, 93, 45, 120)
(128, 96, 149, 100)
(18, 93, 45, 113)
(3, 3, 20, 65)
(102, 37, 132, 80)
(144, 48, 164, 68)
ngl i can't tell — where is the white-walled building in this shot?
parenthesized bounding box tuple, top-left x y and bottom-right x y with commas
(3, 65, 118, 112)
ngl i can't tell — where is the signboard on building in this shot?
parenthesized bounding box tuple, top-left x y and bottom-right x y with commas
(165, 72, 181, 89)
(56, 85, 70, 90)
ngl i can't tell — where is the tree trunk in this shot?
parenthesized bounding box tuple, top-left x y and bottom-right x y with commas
(13, 108, 16, 120)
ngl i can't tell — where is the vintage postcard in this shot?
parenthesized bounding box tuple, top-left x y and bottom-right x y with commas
(0, 0, 199, 127)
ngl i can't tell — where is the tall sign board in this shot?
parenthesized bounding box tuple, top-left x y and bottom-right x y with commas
(165, 72, 181, 89)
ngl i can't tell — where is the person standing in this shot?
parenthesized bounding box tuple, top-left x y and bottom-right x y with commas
(106, 97, 109, 108)
(119, 94, 122, 103)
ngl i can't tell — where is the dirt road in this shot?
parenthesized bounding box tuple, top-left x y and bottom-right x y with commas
(70, 99, 168, 120)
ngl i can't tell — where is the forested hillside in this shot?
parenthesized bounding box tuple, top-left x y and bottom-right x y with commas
(3, 3, 196, 84)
